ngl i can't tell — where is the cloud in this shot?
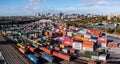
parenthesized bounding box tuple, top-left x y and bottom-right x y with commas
(80, 0, 120, 6)
(29, 0, 41, 5)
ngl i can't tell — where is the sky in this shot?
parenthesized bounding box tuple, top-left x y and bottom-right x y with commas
(0, 0, 120, 16)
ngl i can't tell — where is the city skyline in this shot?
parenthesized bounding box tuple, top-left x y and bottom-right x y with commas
(0, 0, 120, 16)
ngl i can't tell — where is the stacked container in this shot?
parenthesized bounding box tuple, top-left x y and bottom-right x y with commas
(107, 43, 118, 47)
(98, 37, 107, 47)
(82, 41, 94, 51)
(72, 42, 82, 50)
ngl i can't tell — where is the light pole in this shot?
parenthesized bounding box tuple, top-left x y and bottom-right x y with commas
(114, 18, 117, 35)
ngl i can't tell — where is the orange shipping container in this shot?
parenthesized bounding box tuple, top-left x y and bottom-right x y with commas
(73, 34, 82, 40)
(83, 41, 94, 45)
(18, 47, 26, 54)
(107, 43, 113, 47)
(44, 31, 49, 36)
(81, 37, 89, 41)
(27, 46, 35, 53)
(107, 43, 118, 47)
(83, 44, 94, 48)
(39, 47, 51, 54)
(61, 30, 66, 37)
(112, 43, 118, 47)
(60, 44, 65, 49)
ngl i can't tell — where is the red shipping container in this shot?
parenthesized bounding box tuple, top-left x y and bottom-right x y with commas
(52, 51, 58, 56)
(54, 47, 61, 51)
(69, 49, 75, 54)
(87, 61, 97, 64)
(52, 51, 71, 61)
(107, 43, 113, 47)
(39, 47, 51, 54)
(59, 37, 65, 41)
(98, 38, 107, 43)
(64, 38, 73, 46)
(112, 43, 118, 47)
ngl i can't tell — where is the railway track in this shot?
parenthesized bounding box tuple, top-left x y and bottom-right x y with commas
(0, 35, 32, 64)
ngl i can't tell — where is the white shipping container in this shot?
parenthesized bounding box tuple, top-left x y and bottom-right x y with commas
(84, 34, 91, 38)
(67, 32, 72, 37)
(82, 47, 94, 51)
(99, 54, 107, 61)
(50, 45, 54, 49)
(62, 48, 69, 53)
(72, 42, 82, 50)
(79, 31, 86, 34)
(101, 43, 106, 47)
(63, 28, 66, 30)
(6, 31, 11, 34)
(91, 56, 99, 60)
(75, 28, 79, 30)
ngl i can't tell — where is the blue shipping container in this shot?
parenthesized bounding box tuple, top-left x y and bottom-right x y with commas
(32, 43, 39, 48)
(27, 54, 39, 64)
(41, 53, 54, 63)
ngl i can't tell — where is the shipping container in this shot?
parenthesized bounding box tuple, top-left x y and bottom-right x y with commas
(101, 43, 107, 47)
(39, 47, 51, 54)
(64, 38, 73, 46)
(45, 41, 50, 45)
(87, 61, 97, 64)
(27, 46, 35, 53)
(69, 49, 76, 54)
(54, 47, 61, 51)
(84, 34, 91, 38)
(83, 41, 94, 45)
(17, 43, 25, 49)
(59, 44, 65, 49)
(33, 40, 38, 43)
(49, 45, 54, 49)
(83, 44, 94, 48)
(72, 42, 82, 50)
(91, 56, 99, 60)
(67, 32, 72, 37)
(32, 43, 39, 48)
(81, 37, 89, 41)
(107, 43, 118, 47)
(52, 51, 71, 61)
(73, 34, 82, 41)
(62, 48, 69, 54)
(83, 47, 94, 51)
(61, 30, 66, 37)
(36, 43, 43, 46)
(58, 37, 65, 41)
(18, 47, 27, 54)
(27, 54, 39, 64)
(89, 38, 97, 43)
(98, 38, 107, 43)
(98, 54, 107, 61)
(41, 53, 54, 63)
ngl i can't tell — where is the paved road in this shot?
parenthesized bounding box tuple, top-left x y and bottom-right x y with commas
(0, 35, 32, 64)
